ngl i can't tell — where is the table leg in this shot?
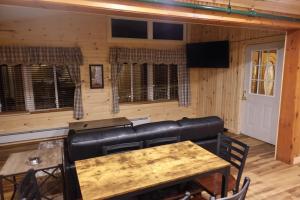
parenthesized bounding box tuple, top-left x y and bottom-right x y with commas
(10, 176, 17, 200)
(60, 165, 66, 200)
(0, 176, 4, 200)
(221, 166, 230, 198)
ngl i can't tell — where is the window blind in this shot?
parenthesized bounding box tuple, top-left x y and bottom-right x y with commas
(118, 63, 178, 103)
(0, 64, 75, 113)
(0, 65, 26, 112)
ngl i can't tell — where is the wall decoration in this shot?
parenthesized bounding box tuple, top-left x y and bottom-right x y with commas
(89, 64, 104, 89)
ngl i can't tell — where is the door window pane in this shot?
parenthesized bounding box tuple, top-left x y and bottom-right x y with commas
(258, 81, 265, 95)
(250, 49, 277, 96)
(251, 80, 258, 94)
(251, 51, 261, 66)
(251, 65, 259, 79)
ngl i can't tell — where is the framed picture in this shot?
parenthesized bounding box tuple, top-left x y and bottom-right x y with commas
(89, 64, 104, 89)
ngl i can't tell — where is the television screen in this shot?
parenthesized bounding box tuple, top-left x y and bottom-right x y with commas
(186, 41, 229, 68)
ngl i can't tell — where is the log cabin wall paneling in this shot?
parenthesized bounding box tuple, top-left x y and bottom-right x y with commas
(0, 6, 284, 136)
(189, 24, 285, 133)
(0, 7, 198, 134)
(277, 30, 300, 164)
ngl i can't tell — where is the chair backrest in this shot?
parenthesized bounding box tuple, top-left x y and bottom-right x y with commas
(102, 141, 143, 155)
(217, 134, 249, 193)
(180, 191, 192, 200)
(210, 177, 250, 200)
(145, 136, 180, 148)
(14, 169, 41, 200)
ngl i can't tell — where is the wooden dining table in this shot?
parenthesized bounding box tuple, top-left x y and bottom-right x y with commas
(75, 141, 230, 200)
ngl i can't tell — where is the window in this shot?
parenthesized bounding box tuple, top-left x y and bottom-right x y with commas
(118, 63, 148, 103)
(250, 50, 277, 96)
(111, 18, 185, 41)
(111, 19, 148, 39)
(0, 65, 25, 112)
(0, 64, 75, 113)
(118, 64, 178, 103)
(153, 64, 178, 100)
(153, 22, 184, 40)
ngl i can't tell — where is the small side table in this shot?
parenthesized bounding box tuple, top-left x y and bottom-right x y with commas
(0, 147, 64, 200)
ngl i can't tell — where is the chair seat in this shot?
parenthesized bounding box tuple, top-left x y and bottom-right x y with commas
(194, 173, 236, 196)
(192, 194, 207, 200)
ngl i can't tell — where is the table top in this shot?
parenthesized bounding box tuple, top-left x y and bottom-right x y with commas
(0, 147, 62, 176)
(75, 141, 230, 200)
(69, 117, 132, 131)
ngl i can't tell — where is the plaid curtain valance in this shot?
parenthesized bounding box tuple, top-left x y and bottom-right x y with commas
(109, 47, 186, 65)
(0, 46, 83, 65)
(0, 46, 84, 120)
(109, 47, 191, 113)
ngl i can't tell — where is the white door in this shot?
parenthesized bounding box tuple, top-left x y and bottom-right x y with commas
(241, 42, 284, 145)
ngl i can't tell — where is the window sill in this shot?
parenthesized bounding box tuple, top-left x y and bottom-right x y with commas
(120, 100, 178, 106)
(0, 111, 29, 116)
(0, 108, 73, 116)
(30, 107, 73, 114)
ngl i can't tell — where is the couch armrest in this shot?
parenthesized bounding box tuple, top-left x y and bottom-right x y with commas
(196, 138, 218, 154)
(63, 139, 82, 200)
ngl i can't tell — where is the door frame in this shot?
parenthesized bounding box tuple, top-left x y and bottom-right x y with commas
(239, 41, 285, 151)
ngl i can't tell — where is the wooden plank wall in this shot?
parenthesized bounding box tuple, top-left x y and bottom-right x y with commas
(277, 30, 300, 164)
(0, 6, 284, 136)
(0, 7, 198, 134)
(189, 24, 285, 133)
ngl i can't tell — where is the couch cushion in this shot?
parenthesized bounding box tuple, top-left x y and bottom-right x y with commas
(67, 127, 137, 161)
(134, 121, 181, 140)
(177, 116, 223, 141)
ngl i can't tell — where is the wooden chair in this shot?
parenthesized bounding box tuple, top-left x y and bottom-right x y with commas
(194, 134, 249, 196)
(102, 141, 143, 155)
(193, 177, 250, 200)
(145, 136, 180, 147)
(14, 169, 41, 200)
(180, 191, 192, 200)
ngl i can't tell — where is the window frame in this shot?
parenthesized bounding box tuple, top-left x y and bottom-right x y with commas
(0, 64, 75, 115)
(118, 63, 178, 105)
(107, 16, 187, 43)
(249, 48, 278, 98)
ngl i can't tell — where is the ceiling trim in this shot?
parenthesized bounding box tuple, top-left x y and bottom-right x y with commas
(0, 0, 299, 30)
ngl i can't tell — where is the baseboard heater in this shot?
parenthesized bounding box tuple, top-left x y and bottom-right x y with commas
(0, 117, 151, 145)
(0, 127, 68, 145)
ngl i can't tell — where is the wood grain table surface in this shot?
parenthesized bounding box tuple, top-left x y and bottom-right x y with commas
(0, 147, 62, 176)
(69, 117, 132, 131)
(75, 141, 230, 200)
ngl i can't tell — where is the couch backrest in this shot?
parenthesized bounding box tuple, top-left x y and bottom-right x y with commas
(67, 116, 224, 162)
(177, 116, 224, 141)
(134, 121, 181, 140)
(68, 127, 137, 161)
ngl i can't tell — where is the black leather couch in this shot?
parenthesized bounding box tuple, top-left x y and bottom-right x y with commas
(63, 116, 224, 200)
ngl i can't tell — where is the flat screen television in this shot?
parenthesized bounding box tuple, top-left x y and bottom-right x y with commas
(186, 40, 229, 68)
